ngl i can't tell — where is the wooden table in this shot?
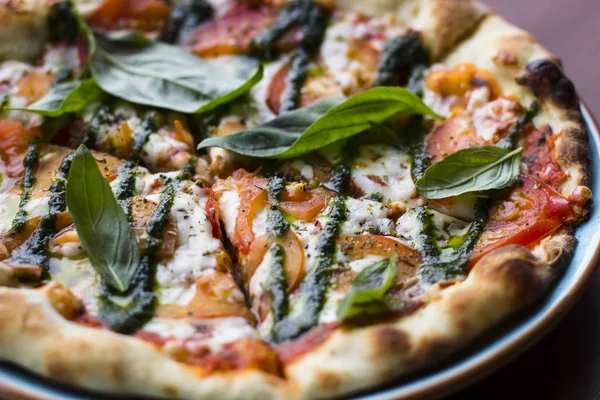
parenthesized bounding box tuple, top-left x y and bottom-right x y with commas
(450, 1, 600, 399)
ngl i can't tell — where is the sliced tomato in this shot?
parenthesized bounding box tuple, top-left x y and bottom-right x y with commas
(2, 212, 72, 261)
(185, 5, 300, 57)
(15, 71, 53, 104)
(266, 61, 340, 115)
(156, 270, 255, 321)
(243, 230, 305, 292)
(344, 37, 380, 93)
(279, 186, 332, 221)
(0, 120, 41, 178)
(338, 234, 422, 281)
(130, 196, 177, 257)
(470, 175, 571, 265)
(520, 127, 567, 188)
(87, 0, 170, 36)
(233, 170, 269, 254)
(279, 229, 304, 291)
(426, 114, 482, 164)
(204, 188, 223, 240)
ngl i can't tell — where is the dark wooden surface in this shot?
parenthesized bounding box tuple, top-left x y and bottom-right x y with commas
(450, 1, 600, 399)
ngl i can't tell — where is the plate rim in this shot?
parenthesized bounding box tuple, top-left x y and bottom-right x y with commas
(0, 106, 599, 400)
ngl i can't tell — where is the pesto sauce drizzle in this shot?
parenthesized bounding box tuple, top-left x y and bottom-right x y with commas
(415, 204, 440, 263)
(252, 0, 328, 112)
(131, 112, 157, 162)
(273, 195, 347, 342)
(280, 48, 312, 113)
(267, 243, 289, 323)
(373, 33, 430, 88)
(266, 176, 288, 238)
(99, 165, 191, 333)
(162, 0, 213, 44)
(329, 136, 361, 194)
(8, 153, 73, 274)
(115, 161, 137, 220)
(82, 105, 112, 148)
(497, 101, 540, 150)
(420, 197, 490, 283)
(265, 176, 290, 326)
(12, 144, 40, 233)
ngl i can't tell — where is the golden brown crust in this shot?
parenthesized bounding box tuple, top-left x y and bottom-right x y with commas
(0, 283, 290, 399)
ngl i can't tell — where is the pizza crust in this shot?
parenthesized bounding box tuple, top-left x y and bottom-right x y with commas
(0, 282, 291, 400)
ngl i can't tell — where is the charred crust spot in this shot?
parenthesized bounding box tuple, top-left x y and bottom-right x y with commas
(472, 245, 543, 304)
(516, 59, 579, 110)
(371, 325, 410, 356)
(314, 370, 344, 392)
(492, 50, 518, 66)
(161, 385, 180, 397)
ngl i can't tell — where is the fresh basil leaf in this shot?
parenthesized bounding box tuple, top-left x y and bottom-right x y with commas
(88, 31, 263, 113)
(66, 145, 140, 293)
(199, 87, 441, 158)
(199, 97, 343, 156)
(416, 146, 522, 199)
(11, 80, 103, 117)
(337, 256, 396, 321)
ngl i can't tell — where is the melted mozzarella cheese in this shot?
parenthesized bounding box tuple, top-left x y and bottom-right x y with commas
(0, 195, 49, 234)
(342, 197, 394, 235)
(252, 206, 269, 238)
(49, 257, 100, 313)
(218, 188, 240, 239)
(249, 243, 275, 303)
(472, 97, 521, 141)
(140, 133, 189, 168)
(142, 316, 257, 352)
(397, 208, 471, 251)
(351, 144, 416, 207)
(155, 184, 223, 304)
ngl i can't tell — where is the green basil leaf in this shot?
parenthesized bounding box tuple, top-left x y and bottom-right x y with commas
(199, 87, 441, 158)
(66, 145, 140, 293)
(89, 32, 263, 113)
(11, 80, 103, 117)
(415, 145, 523, 199)
(198, 97, 344, 156)
(337, 256, 396, 321)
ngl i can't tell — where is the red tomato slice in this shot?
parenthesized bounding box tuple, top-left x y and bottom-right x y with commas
(426, 114, 482, 164)
(520, 127, 567, 188)
(87, 0, 170, 36)
(470, 175, 570, 265)
(266, 61, 341, 115)
(279, 186, 332, 221)
(185, 5, 301, 57)
(15, 72, 53, 104)
(233, 170, 269, 254)
(204, 188, 223, 240)
(338, 234, 422, 281)
(156, 270, 255, 321)
(0, 120, 41, 178)
(244, 230, 305, 292)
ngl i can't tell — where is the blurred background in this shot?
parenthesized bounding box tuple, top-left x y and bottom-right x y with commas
(487, 0, 599, 113)
(450, 0, 600, 398)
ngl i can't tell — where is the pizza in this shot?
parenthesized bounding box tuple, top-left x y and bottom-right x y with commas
(0, 0, 592, 398)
